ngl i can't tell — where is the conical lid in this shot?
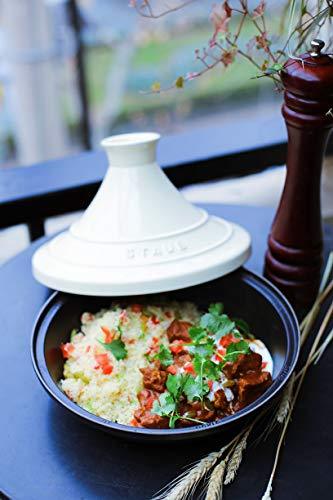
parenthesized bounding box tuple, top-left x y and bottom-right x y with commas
(32, 133, 251, 295)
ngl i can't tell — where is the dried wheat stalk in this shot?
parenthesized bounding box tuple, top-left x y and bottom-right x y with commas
(276, 373, 295, 424)
(224, 426, 252, 485)
(152, 445, 233, 500)
(205, 460, 226, 500)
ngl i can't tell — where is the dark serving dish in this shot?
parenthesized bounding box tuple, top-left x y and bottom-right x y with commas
(31, 268, 299, 442)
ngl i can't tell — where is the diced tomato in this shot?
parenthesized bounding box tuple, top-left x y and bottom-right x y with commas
(94, 353, 109, 366)
(131, 304, 142, 313)
(262, 361, 268, 369)
(146, 395, 156, 410)
(169, 341, 184, 354)
(101, 326, 114, 343)
(167, 365, 177, 375)
(213, 353, 224, 363)
(151, 315, 160, 325)
(165, 311, 172, 318)
(152, 336, 159, 344)
(208, 380, 213, 390)
(60, 342, 74, 359)
(184, 362, 195, 375)
(94, 353, 113, 374)
(219, 333, 238, 348)
(85, 345, 91, 353)
(145, 344, 158, 356)
(130, 418, 139, 427)
(102, 364, 113, 375)
(217, 347, 226, 356)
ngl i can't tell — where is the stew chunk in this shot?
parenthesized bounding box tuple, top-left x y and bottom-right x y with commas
(140, 366, 167, 392)
(166, 320, 192, 343)
(237, 371, 272, 405)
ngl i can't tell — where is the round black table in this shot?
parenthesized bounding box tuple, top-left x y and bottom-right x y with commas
(1, 204, 332, 500)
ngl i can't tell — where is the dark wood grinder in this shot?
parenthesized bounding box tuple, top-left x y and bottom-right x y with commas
(264, 39, 333, 315)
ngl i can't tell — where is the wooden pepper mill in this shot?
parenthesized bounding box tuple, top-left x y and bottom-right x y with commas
(264, 39, 333, 316)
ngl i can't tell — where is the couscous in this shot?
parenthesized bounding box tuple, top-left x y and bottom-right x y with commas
(60, 302, 273, 428)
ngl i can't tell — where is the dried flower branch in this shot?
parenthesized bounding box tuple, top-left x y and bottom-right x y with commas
(130, 0, 194, 19)
(133, 1, 333, 93)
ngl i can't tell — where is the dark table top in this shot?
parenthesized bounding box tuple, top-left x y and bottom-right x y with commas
(1, 204, 332, 500)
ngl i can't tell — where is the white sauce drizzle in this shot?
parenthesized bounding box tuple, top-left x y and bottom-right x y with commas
(207, 339, 273, 403)
(249, 339, 274, 375)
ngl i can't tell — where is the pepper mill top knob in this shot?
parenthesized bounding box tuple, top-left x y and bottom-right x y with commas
(281, 38, 333, 100)
(310, 38, 325, 57)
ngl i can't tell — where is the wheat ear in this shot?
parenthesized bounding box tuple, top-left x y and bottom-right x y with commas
(205, 459, 226, 500)
(152, 445, 231, 500)
(276, 373, 295, 424)
(224, 426, 251, 485)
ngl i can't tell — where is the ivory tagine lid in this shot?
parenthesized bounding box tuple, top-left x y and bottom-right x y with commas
(32, 132, 251, 295)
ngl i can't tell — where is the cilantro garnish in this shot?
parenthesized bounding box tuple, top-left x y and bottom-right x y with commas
(98, 338, 127, 360)
(166, 373, 185, 399)
(152, 374, 206, 428)
(199, 302, 236, 339)
(209, 303, 224, 315)
(188, 326, 206, 343)
(183, 374, 209, 402)
(193, 355, 221, 380)
(150, 303, 253, 428)
(154, 344, 173, 367)
(215, 317, 236, 339)
(152, 392, 176, 417)
(222, 340, 251, 364)
(188, 337, 215, 358)
(232, 318, 254, 339)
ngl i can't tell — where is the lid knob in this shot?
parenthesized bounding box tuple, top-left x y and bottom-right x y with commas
(309, 38, 325, 57)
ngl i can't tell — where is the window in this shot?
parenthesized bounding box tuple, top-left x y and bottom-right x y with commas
(0, 0, 285, 168)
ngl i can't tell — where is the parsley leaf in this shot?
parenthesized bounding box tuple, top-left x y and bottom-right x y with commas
(200, 312, 220, 332)
(193, 356, 221, 380)
(166, 373, 184, 398)
(215, 317, 236, 339)
(154, 344, 173, 367)
(223, 340, 251, 364)
(188, 339, 215, 358)
(152, 392, 176, 417)
(98, 338, 127, 360)
(200, 304, 235, 337)
(208, 303, 224, 315)
(188, 326, 207, 342)
(183, 375, 209, 402)
(233, 318, 254, 338)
